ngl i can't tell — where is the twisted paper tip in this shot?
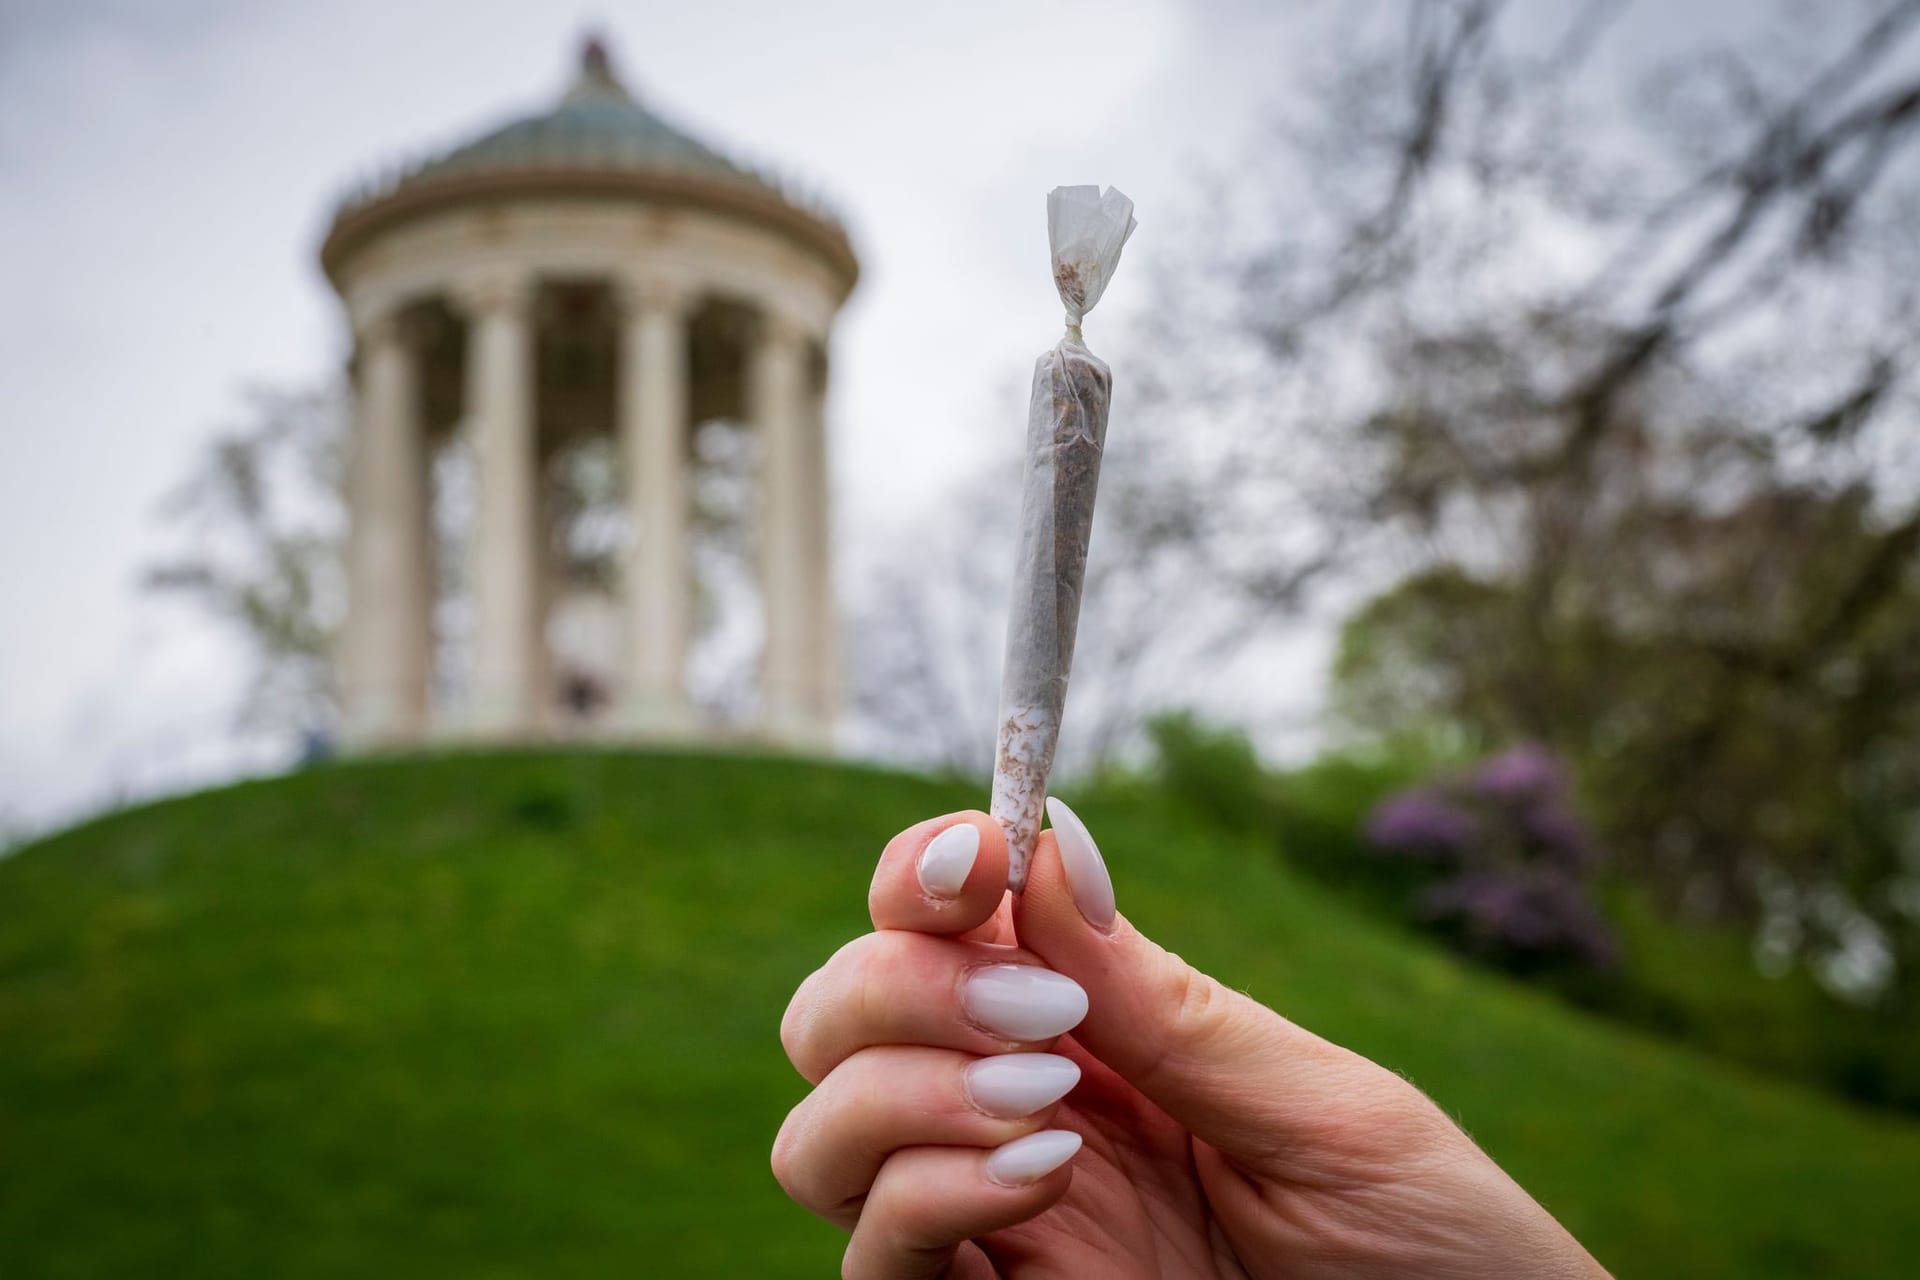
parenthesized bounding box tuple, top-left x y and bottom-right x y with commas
(1047, 185, 1137, 332)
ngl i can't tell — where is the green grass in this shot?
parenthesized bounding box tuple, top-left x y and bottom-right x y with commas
(0, 750, 1915, 1278)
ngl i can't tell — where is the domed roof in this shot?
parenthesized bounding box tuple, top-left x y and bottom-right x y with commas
(321, 37, 856, 289)
(410, 38, 753, 189)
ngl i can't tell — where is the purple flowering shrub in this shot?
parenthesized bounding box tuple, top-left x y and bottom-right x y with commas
(1364, 745, 1616, 971)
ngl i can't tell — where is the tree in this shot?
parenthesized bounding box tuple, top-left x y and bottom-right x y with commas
(845, 453, 1213, 778)
(144, 384, 348, 741)
(1118, 0, 1920, 997)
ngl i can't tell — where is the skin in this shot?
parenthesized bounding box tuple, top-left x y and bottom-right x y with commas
(774, 810, 1612, 1279)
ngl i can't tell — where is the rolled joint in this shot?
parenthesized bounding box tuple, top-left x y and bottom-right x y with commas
(992, 705, 1058, 893)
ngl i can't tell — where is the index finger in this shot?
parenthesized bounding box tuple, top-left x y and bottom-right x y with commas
(869, 811, 1010, 939)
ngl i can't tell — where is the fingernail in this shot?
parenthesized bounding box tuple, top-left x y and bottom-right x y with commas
(1046, 797, 1116, 929)
(917, 823, 980, 898)
(964, 1053, 1081, 1118)
(962, 965, 1088, 1042)
(985, 1129, 1083, 1187)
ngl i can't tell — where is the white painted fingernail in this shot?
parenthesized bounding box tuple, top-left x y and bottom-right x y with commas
(965, 1053, 1081, 1118)
(985, 1129, 1083, 1187)
(917, 823, 980, 898)
(962, 965, 1088, 1042)
(1046, 797, 1116, 930)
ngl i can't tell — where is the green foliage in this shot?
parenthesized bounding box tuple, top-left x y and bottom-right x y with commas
(2, 751, 1918, 1277)
(1331, 548, 1920, 1003)
(1599, 890, 1920, 1114)
(1148, 720, 1455, 916)
(1149, 723, 1920, 1112)
(1143, 712, 1278, 832)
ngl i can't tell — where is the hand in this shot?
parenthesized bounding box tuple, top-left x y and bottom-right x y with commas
(775, 800, 1610, 1278)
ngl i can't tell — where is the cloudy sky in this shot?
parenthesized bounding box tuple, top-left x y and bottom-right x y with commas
(0, 0, 1319, 834)
(2, 0, 1824, 838)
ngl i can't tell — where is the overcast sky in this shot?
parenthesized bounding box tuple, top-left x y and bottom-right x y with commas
(1, 0, 1827, 839)
(0, 0, 1321, 834)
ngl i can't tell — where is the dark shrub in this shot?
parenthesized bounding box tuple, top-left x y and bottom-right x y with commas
(1364, 787, 1477, 861)
(1366, 745, 1617, 972)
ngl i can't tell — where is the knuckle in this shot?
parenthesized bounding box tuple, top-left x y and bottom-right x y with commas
(1134, 955, 1260, 1102)
(832, 930, 889, 986)
(769, 1099, 840, 1215)
(867, 1168, 946, 1253)
(1161, 957, 1228, 1048)
(769, 1103, 825, 1208)
(838, 934, 891, 1041)
(844, 936, 887, 1013)
(779, 971, 825, 1077)
(768, 1116, 802, 1197)
(781, 933, 907, 1083)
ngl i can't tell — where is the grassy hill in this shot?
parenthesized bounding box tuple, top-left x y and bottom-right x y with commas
(1, 750, 1915, 1278)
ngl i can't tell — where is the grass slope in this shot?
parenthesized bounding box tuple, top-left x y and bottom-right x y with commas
(1, 750, 1914, 1277)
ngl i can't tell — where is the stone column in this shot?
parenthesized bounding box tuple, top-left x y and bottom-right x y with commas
(529, 438, 558, 736)
(342, 308, 432, 747)
(801, 346, 839, 737)
(750, 307, 816, 744)
(616, 278, 696, 734)
(458, 276, 541, 737)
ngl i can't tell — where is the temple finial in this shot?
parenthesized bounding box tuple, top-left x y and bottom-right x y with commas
(582, 34, 610, 75)
(566, 31, 631, 102)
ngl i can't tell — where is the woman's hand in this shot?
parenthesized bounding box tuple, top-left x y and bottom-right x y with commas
(775, 800, 1609, 1278)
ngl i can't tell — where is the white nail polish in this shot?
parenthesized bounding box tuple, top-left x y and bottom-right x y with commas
(985, 1129, 1083, 1187)
(1046, 797, 1116, 929)
(917, 823, 980, 898)
(962, 965, 1088, 1042)
(965, 1053, 1081, 1118)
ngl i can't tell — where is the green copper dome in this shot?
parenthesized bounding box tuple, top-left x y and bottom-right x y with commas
(406, 38, 754, 188)
(321, 36, 857, 290)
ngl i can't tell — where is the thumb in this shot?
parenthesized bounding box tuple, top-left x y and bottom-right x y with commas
(1012, 797, 1373, 1165)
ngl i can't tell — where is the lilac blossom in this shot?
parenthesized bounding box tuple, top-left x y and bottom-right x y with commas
(1365, 788, 1477, 861)
(1472, 743, 1565, 803)
(1363, 744, 1616, 971)
(1520, 799, 1601, 873)
(1419, 870, 1617, 970)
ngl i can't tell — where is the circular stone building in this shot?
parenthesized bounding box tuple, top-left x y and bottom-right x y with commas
(322, 37, 857, 750)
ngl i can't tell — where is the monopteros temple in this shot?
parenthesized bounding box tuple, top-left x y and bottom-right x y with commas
(321, 38, 856, 750)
